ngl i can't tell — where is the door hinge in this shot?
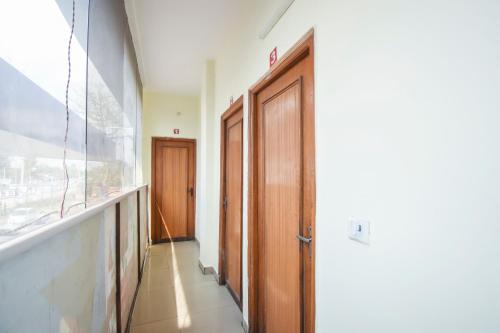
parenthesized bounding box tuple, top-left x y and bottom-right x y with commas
(223, 197, 228, 211)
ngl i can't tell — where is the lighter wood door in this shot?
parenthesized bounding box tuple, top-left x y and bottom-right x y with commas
(152, 139, 196, 242)
(161, 146, 188, 238)
(250, 31, 315, 333)
(225, 115, 243, 303)
(258, 79, 302, 333)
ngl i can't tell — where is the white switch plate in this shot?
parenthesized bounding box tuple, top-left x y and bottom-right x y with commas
(349, 220, 370, 244)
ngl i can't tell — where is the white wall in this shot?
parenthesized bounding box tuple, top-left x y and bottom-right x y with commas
(142, 91, 200, 185)
(198, 60, 219, 268)
(201, 0, 500, 331)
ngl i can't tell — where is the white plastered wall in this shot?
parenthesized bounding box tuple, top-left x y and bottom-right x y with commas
(199, 0, 500, 331)
(198, 60, 219, 265)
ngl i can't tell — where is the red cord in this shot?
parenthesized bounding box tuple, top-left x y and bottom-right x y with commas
(60, 0, 76, 218)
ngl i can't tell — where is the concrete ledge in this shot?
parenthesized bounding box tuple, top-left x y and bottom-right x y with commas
(0, 185, 148, 263)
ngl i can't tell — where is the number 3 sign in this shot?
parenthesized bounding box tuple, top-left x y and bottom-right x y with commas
(270, 47, 278, 67)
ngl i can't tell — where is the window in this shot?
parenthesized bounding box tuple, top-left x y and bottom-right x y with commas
(0, 0, 142, 244)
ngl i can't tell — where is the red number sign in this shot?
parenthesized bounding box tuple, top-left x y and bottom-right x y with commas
(270, 47, 277, 67)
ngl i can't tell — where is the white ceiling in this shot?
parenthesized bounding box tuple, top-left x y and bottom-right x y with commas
(126, 0, 248, 96)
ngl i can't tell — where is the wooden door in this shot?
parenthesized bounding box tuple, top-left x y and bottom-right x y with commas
(151, 138, 196, 243)
(249, 31, 316, 333)
(219, 97, 244, 308)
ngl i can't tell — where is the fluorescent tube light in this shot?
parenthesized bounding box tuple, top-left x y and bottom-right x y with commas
(258, 0, 295, 39)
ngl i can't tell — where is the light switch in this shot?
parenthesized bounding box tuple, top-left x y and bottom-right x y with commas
(349, 220, 370, 244)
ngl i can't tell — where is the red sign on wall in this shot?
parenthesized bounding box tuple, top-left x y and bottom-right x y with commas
(270, 47, 278, 67)
(173, 129, 180, 134)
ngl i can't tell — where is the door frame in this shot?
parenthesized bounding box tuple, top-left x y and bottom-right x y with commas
(247, 29, 316, 333)
(151, 137, 197, 243)
(218, 95, 244, 309)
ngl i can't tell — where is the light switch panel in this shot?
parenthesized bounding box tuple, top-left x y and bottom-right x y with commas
(349, 220, 370, 244)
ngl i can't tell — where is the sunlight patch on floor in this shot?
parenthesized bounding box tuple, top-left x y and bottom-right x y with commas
(130, 241, 244, 333)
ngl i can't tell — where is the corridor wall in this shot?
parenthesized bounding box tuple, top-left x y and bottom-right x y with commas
(201, 0, 500, 331)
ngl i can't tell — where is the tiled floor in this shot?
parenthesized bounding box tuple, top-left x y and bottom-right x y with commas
(130, 241, 245, 333)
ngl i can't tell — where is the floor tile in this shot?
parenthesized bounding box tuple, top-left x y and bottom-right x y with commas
(173, 264, 215, 287)
(181, 305, 244, 333)
(141, 267, 175, 291)
(149, 243, 170, 256)
(145, 254, 171, 270)
(131, 241, 242, 332)
(130, 317, 183, 333)
(180, 282, 235, 314)
(132, 287, 183, 324)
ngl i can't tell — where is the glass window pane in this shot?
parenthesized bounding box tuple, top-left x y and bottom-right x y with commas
(0, 0, 142, 245)
(0, 0, 88, 241)
(86, 0, 138, 204)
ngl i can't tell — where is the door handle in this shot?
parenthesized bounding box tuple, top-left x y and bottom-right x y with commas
(298, 226, 313, 258)
(296, 234, 312, 243)
(187, 187, 194, 196)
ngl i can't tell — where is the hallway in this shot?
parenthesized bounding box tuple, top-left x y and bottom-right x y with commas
(131, 241, 244, 333)
(1, 0, 500, 332)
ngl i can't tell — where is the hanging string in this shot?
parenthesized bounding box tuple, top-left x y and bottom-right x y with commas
(60, 0, 76, 218)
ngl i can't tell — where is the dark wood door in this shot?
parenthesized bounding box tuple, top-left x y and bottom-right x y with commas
(249, 31, 316, 333)
(152, 138, 196, 243)
(219, 97, 244, 308)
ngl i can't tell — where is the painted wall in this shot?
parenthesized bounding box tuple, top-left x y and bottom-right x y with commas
(0, 190, 148, 333)
(200, 0, 500, 331)
(198, 60, 218, 267)
(142, 91, 201, 239)
(142, 91, 200, 185)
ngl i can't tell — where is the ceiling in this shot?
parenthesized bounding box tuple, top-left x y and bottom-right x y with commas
(126, 0, 248, 96)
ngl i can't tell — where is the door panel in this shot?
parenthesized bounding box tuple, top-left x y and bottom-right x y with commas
(260, 81, 302, 333)
(219, 98, 244, 309)
(161, 146, 188, 238)
(225, 119, 243, 302)
(152, 138, 196, 243)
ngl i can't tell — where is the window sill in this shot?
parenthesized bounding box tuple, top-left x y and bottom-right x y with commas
(0, 184, 148, 263)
